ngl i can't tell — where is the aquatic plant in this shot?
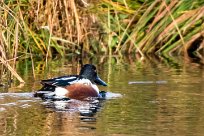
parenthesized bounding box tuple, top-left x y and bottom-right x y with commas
(97, 0, 204, 58)
(0, 0, 204, 83)
(0, 0, 100, 82)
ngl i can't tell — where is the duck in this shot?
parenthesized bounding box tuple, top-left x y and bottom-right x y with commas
(34, 64, 107, 100)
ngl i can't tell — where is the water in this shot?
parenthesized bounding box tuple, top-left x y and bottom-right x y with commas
(1, 56, 204, 136)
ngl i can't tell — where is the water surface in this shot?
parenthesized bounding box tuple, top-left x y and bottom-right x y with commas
(1, 56, 204, 136)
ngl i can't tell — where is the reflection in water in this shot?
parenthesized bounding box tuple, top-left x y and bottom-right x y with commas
(0, 91, 121, 135)
(43, 99, 103, 115)
(0, 93, 102, 135)
(41, 98, 105, 135)
(1, 55, 204, 135)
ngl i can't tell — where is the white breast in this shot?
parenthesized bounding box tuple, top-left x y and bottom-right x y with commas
(54, 87, 69, 96)
(91, 84, 99, 94)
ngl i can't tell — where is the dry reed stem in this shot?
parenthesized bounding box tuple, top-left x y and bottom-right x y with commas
(71, 0, 82, 44)
(0, 57, 25, 83)
(163, 0, 185, 48)
(0, 42, 6, 59)
(148, 0, 177, 32)
(114, 8, 140, 53)
(13, 19, 19, 69)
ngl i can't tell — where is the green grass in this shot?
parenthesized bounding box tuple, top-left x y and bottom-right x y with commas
(96, 0, 204, 57)
(0, 0, 204, 82)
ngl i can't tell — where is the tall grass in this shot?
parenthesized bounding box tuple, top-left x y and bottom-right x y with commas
(0, 0, 103, 82)
(96, 0, 204, 58)
(0, 0, 204, 83)
(0, 0, 104, 57)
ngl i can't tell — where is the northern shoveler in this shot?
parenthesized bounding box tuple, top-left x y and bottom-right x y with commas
(34, 64, 107, 100)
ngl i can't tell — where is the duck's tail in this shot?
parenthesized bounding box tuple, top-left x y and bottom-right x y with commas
(34, 83, 57, 98)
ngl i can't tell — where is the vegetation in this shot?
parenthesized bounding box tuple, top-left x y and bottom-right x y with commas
(0, 0, 204, 82)
(96, 0, 204, 57)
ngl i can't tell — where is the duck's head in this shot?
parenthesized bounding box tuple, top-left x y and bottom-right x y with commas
(79, 64, 107, 86)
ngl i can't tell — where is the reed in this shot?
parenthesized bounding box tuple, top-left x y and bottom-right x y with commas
(0, 0, 103, 82)
(1, 0, 203, 57)
(0, 0, 204, 83)
(97, 0, 204, 58)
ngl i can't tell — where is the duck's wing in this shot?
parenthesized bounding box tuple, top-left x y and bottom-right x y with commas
(35, 75, 78, 98)
(34, 75, 79, 98)
(41, 75, 79, 86)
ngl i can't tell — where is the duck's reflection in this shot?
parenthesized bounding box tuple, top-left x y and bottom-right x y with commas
(38, 91, 121, 134)
(42, 98, 105, 118)
(40, 98, 106, 134)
